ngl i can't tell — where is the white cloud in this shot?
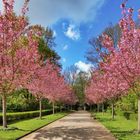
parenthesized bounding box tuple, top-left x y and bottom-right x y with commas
(62, 58, 66, 63)
(63, 45, 68, 50)
(64, 24, 80, 40)
(1, 0, 105, 26)
(75, 61, 93, 73)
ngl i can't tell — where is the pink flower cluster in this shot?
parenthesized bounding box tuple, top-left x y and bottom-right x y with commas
(0, 0, 76, 105)
(86, 2, 140, 104)
(27, 61, 76, 105)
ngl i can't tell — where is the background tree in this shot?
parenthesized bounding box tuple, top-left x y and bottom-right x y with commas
(86, 24, 121, 67)
(63, 65, 78, 86)
(28, 25, 61, 67)
(64, 65, 89, 109)
(73, 72, 89, 107)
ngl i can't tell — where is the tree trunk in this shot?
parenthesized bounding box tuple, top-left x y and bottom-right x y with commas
(90, 105, 92, 111)
(112, 102, 115, 120)
(84, 105, 86, 111)
(97, 104, 100, 112)
(59, 105, 61, 112)
(138, 97, 140, 133)
(71, 105, 72, 110)
(39, 99, 42, 119)
(68, 105, 70, 111)
(52, 102, 55, 114)
(2, 95, 7, 128)
(60, 105, 62, 112)
(102, 103, 104, 115)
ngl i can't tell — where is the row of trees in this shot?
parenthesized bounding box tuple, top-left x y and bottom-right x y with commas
(0, 0, 76, 129)
(64, 65, 91, 110)
(85, 1, 140, 132)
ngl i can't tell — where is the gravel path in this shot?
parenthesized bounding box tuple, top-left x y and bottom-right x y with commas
(20, 111, 116, 140)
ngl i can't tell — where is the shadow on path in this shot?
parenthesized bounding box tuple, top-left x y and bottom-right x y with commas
(33, 126, 115, 140)
(20, 111, 116, 140)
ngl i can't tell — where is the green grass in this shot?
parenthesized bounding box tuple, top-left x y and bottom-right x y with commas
(0, 112, 67, 140)
(0, 109, 54, 124)
(94, 112, 140, 140)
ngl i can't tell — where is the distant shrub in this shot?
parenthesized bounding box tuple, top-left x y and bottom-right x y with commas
(130, 113, 137, 120)
(0, 110, 53, 124)
(123, 111, 133, 120)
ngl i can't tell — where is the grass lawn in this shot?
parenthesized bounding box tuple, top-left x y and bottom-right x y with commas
(0, 112, 67, 140)
(94, 112, 140, 140)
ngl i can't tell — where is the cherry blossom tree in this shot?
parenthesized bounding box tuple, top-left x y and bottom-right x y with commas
(86, 0, 140, 131)
(45, 67, 76, 114)
(27, 59, 76, 116)
(101, 1, 140, 129)
(0, 0, 40, 128)
(26, 63, 49, 119)
(27, 61, 58, 118)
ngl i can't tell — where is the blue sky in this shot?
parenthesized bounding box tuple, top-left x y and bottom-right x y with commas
(1, 0, 140, 71)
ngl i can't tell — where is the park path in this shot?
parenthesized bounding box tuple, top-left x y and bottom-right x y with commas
(20, 111, 116, 140)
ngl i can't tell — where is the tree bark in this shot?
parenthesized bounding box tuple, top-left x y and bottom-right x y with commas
(102, 103, 104, 115)
(60, 105, 62, 112)
(138, 97, 140, 133)
(84, 105, 86, 111)
(112, 102, 115, 120)
(90, 105, 92, 111)
(52, 102, 55, 114)
(71, 105, 72, 110)
(97, 104, 100, 112)
(2, 95, 7, 128)
(39, 99, 42, 119)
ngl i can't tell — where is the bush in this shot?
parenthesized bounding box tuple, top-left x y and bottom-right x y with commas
(130, 113, 137, 120)
(123, 111, 133, 120)
(116, 109, 124, 116)
(0, 110, 53, 124)
(106, 108, 112, 114)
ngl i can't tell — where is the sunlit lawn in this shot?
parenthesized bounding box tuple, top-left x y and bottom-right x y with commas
(0, 112, 67, 140)
(95, 112, 140, 140)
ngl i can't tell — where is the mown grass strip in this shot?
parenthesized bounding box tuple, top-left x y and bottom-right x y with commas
(0, 112, 68, 140)
(94, 112, 140, 140)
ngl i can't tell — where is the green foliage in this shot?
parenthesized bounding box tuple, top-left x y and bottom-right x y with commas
(123, 111, 133, 120)
(7, 89, 38, 112)
(103, 93, 138, 121)
(0, 110, 53, 124)
(4, 89, 52, 112)
(105, 93, 138, 120)
(38, 27, 61, 67)
(38, 38, 61, 67)
(73, 72, 89, 104)
(115, 93, 137, 114)
(27, 25, 61, 67)
(130, 113, 138, 121)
